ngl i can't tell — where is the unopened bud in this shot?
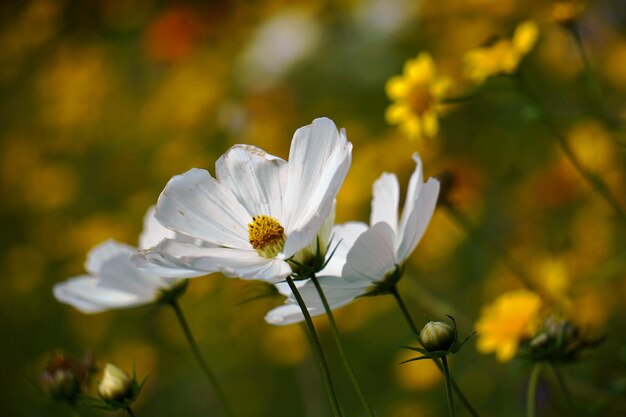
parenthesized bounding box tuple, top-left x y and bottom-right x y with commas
(420, 321, 456, 352)
(98, 364, 132, 402)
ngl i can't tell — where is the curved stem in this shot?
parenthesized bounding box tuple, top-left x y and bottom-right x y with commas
(310, 274, 376, 417)
(285, 275, 343, 417)
(567, 24, 611, 124)
(550, 363, 574, 411)
(514, 72, 626, 223)
(125, 406, 137, 417)
(169, 300, 236, 417)
(527, 362, 545, 417)
(441, 356, 456, 417)
(390, 286, 481, 417)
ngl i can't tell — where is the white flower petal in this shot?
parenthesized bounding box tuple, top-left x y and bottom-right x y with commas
(156, 168, 252, 248)
(370, 172, 400, 232)
(85, 240, 133, 276)
(395, 156, 440, 262)
(54, 275, 152, 314)
(138, 206, 176, 250)
(282, 118, 352, 257)
(130, 246, 208, 279)
(265, 276, 370, 325)
(343, 222, 397, 283)
(154, 239, 292, 282)
(216, 145, 288, 220)
(320, 221, 368, 277)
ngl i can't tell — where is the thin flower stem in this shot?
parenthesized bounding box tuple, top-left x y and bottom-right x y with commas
(125, 406, 137, 417)
(441, 356, 456, 417)
(513, 72, 626, 223)
(390, 286, 481, 417)
(550, 363, 574, 411)
(567, 25, 608, 122)
(285, 275, 343, 417)
(527, 362, 545, 417)
(168, 299, 236, 417)
(309, 273, 377, 417)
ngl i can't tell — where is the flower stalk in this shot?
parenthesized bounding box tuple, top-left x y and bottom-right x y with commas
(441, 356, 456, 417)
(390, 286, 481, 417)
(513, 72, 626, 222)
(309, 273, 376, 417)
(527, 362, 545, 417)
(167, 299, 235, 417)
(285, 275, 343, 417)
(550, 363, 574, 411)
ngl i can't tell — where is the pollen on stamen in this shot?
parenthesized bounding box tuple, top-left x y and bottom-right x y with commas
(248, 215, 286, 258)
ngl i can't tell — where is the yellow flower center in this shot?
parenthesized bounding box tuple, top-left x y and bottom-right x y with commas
(248, 215, 286, 258)
(407, 84, 433, 116)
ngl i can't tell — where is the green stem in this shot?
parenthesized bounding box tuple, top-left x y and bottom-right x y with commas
(390, 286, 481, 417)
(125, 406, 137, 417)
(441, 356, 456, 417)
(567, 25, 608, 121)
(514, 72, 626, 223)
(285, 275, 343, 417)
(527, 362, 545, 417)
(310, 274, 377, 417)
(550, 363, 574, 411)
(169, 300, 236, 417)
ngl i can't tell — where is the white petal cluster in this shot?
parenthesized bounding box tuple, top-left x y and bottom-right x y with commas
(53, 117, 438, 325)
(265, 154, 439, 325)
(53, 207, 187, 313)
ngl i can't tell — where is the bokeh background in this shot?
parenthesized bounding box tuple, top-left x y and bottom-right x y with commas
(1, 0, 626, 416)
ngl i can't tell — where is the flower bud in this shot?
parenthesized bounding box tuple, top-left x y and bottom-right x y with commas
(40, 351, 95, 403)
(98, 364, 132, 402)
(420, 321, 456, 352)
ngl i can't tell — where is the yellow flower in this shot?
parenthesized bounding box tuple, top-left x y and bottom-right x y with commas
(464, 20, 539, 84)
(385, 53, 451, 141)
(475, 290, 543, 362)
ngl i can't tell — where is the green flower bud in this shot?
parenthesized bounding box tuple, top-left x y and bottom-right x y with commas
(420, 321, 456, 352)
(98, 364, 132, 402)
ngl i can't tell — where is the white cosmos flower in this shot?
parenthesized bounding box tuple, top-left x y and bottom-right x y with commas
(53, 207, 194, 313)
(132, 117, 352, 283)
(265, 153, 439, 325)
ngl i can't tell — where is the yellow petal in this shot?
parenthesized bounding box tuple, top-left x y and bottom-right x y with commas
(385, 103, 410, 124)
(513, 20, 539, 56)
(422, 110, 439, 137)
(385, 76, 408, 100)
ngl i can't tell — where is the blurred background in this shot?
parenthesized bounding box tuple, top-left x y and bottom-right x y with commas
(1, 0, 625, 416)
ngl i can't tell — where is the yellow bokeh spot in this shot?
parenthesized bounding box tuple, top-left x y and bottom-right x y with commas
(262, 326, 307, 366)
(395, 348, 441, 391)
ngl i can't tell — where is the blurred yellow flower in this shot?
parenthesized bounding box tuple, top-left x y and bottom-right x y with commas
(385, 53, 451, 141)
(464, 20, 539, 84)
(551, 0, 586, 25)
(475, 290, 543, 362)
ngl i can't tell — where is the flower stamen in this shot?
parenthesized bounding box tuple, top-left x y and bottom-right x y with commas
(248, 215, 286, 258)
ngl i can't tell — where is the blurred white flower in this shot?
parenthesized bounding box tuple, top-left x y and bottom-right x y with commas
(133, 118, 352, 283)
(53, 207, 195, 313)
(266, 153, 439, 325)
(237, 9, 321, 90)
